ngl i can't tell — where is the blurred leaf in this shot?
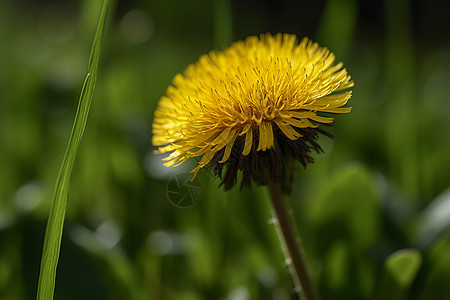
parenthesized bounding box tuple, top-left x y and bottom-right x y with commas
(308, 163, 380, 251)
(316, 0, 358, 57)
(384, 0, 420, 200)
(375, 249, 422, 300)
(307, 164, 380, 299)
(70, 224, 145, 300)
(323, 240, 349, 291)
(214, 0, 232, 49)
(186, 228, 216, 287)
(385, 250, 422, 287)
(418, 236, 450, 299)
(414, 187, 450, 247)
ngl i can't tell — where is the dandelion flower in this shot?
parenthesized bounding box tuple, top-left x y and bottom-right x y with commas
(152, 33, 353, 190)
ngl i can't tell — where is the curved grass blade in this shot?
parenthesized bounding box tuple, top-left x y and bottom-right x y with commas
(36, 1, 109, 299)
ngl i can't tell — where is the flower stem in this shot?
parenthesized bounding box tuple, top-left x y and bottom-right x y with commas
(267, 181, 318, 300)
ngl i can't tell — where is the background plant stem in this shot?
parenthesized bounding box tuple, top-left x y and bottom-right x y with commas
(268, 181, 318, 300)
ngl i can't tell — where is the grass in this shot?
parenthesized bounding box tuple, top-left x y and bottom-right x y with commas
(36, 1, 109, 299)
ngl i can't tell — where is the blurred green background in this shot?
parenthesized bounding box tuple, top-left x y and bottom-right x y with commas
(1, 0, 450, 299)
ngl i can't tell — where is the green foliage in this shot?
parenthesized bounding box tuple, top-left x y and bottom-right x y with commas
(375, 249, 422, 300)
(305, 165, 380, 299)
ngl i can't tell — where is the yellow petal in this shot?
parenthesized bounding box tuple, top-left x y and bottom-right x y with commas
(219, 133, 237, 163)
(257, 122, 268, 151)
(242, 129, 253, 155)
(212, 128, 237, 152)
(156, 144, 177, 154)
(188, 146, 210, 156)
(210, 127, 232, 147)
(285, 117, 317, 128)
(189, 166, 201, 181)
(238, 123, 252, 136)
(288, 111, 316, 119)
(199, 147, 216, 167)
(274, 119, 302, 140)
(318, 106, 352, 113)
(163, 154, 185, 167)
(310, 115, 334, 123)
(266, 122, 274, 150)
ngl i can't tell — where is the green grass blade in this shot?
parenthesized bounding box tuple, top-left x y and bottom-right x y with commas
(36, 1, 109, 299)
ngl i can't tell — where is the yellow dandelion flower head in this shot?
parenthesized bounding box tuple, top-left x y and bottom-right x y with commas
(153, 33, 354, 190)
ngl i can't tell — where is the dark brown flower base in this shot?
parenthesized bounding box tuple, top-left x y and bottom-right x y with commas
(208, 123, 334, 193)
